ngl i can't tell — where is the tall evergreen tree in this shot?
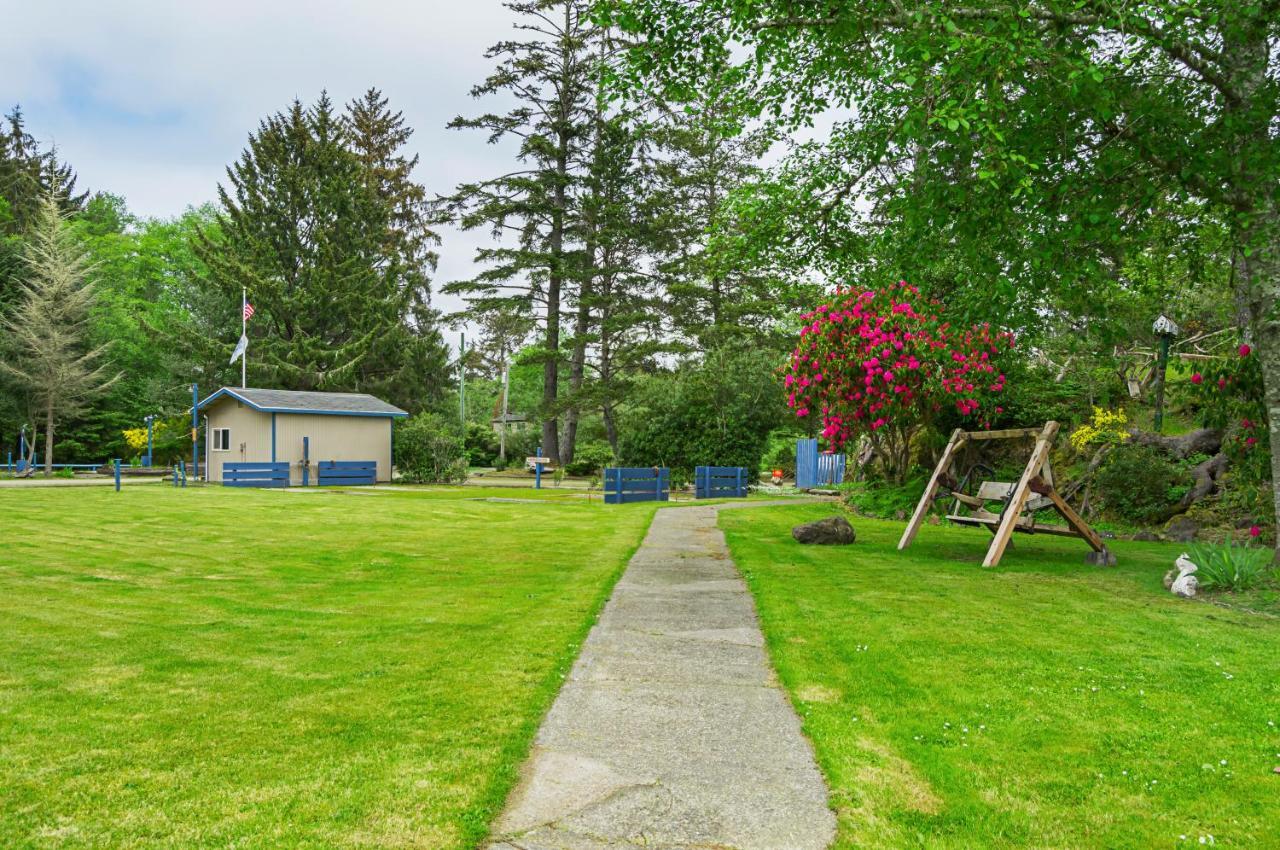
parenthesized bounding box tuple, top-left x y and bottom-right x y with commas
(652, 87, 782, 347)
(342, 89, 442, 332)
(0, 193, 117, 474)
(0, 107, 88, 310)
(440, 0, 599, 463)
(198, 94, 448, 411)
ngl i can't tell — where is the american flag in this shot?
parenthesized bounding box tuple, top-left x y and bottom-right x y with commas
(243, 301, 255, 321)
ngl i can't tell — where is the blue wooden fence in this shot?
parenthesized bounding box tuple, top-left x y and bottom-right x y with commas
(317, 460, 377, 486)
(604, 467, 669, 504)
(695, 466, 748, 499)
(795, 438, 847, 489)
(223, 461, 290, 488)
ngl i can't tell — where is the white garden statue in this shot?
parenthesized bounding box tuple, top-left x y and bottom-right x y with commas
(1169, 553, 1199, 598)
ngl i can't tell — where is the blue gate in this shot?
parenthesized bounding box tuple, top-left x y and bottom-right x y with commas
(317, 460, 377, 486)
(695, 466, 748, 499)
(223, 461, 290, 488)
(604, 467, 669, 504)
(795, 439, 847, 490)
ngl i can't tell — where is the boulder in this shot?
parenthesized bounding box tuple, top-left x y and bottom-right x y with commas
(1132, 530, 1162, 542)
(792, 516, 856, 545)
(1164, 516, 1201, 543)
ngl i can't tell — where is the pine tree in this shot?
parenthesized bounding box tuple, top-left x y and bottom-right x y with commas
(198, 94, 448, 410)
(439, 0, 599, 463)
(0, 106, 88, 310)
(0, 192, 118, 474)
(653, 87, 779, 347)
(342, 89, 440, 326)
(342, 89, 451, 407)
(568, 110, 669, 455)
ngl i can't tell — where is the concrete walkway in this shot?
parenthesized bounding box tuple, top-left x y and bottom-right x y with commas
(488, 502, 835, 850)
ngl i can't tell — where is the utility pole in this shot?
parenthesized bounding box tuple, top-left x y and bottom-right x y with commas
(499, 359, 511, 461)
(459, 333, 467, 427)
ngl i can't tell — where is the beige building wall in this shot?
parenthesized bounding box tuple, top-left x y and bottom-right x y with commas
(203, 399, 272, 483)
(203, 399, 396, 484)
(274, 413, 395, 484)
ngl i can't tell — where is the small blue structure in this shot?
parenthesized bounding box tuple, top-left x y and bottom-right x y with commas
(796, 438, 847, 490)
(316, 460, 377, 486)
(695, 466, 748, 499)
(604, 467, 669, 504)
(222, 461, 290, 488)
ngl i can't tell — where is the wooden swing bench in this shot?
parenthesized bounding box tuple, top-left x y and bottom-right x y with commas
(897, 421, 1113, 568)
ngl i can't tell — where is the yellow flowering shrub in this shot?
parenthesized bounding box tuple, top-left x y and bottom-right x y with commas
(122, 423, 165, 453)
(1069, 407, 1130, 452)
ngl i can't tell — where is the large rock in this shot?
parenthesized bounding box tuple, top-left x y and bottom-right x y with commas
(792, 516, 856, 545)
(1165, 516, 1201, 543)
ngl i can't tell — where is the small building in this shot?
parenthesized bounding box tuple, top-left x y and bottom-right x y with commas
(197, 387, 408, 485)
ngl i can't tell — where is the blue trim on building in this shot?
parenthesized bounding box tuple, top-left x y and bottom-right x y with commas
(271, 413, 277, 462)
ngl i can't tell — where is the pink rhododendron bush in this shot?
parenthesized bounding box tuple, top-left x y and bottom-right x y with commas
(785, 281, 1015, 481)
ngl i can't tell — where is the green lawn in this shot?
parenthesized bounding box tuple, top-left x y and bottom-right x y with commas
(721, 505, 1280, 849)
(0, 486, 658, 849)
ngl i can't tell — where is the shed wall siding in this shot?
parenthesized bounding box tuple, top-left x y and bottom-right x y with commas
(205, 401, 272, 483)
(274, 414, 394, 484)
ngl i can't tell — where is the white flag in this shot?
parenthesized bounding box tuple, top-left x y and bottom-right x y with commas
(229, 333, 248, 365)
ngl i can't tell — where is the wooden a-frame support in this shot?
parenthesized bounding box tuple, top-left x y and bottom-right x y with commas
(897, 421, 1110, 568)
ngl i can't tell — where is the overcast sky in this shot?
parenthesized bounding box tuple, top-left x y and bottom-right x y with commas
(2, 0, 532, 346)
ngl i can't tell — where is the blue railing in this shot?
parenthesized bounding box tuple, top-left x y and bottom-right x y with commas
(223, 461, 290, 488)
(604, 467, 670, 504)
(316, 460, 377, 486)
(695, 466, 748, 499)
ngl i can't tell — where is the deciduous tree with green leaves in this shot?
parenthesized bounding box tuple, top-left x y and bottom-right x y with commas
(607, 0, 1280, 546)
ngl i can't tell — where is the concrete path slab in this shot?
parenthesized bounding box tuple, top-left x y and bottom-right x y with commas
(486, 503, 834, 850)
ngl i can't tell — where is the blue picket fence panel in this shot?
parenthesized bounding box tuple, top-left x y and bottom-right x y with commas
(223, 461, 290, 488)
(695, 466, 748, 499)
(317, 459, 377, 486)
(604, 467, 669, 504)
(795, 439, 846, 489)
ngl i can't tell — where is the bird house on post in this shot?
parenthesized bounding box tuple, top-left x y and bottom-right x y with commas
(1151, 315, 1180, 433)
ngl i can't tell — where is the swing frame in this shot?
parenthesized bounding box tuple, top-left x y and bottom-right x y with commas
(897, 421, 1110, 568)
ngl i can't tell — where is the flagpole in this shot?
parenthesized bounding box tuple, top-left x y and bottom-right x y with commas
(241, 287, 247, 388)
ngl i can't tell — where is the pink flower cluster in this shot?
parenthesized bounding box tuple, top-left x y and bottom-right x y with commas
(784, 281, 1015, 450)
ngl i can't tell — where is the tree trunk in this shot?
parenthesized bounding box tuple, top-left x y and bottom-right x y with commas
(563, 292, 591, 466)
(542, 144, 567, 463)
(43, 400, 54, 476)
(603, 401, 619, 455)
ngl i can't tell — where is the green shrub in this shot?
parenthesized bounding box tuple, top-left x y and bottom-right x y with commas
(464, 423, 502, 468)
(394, 414, 467, 483)
(565, 441, 614, 476)
(618, 347, 784, 480)
(54, 468, 76, 479)
(1188, 541, 1273, 592)
(1094, 443, 1191, 524)
(839, 474, 927, 518)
